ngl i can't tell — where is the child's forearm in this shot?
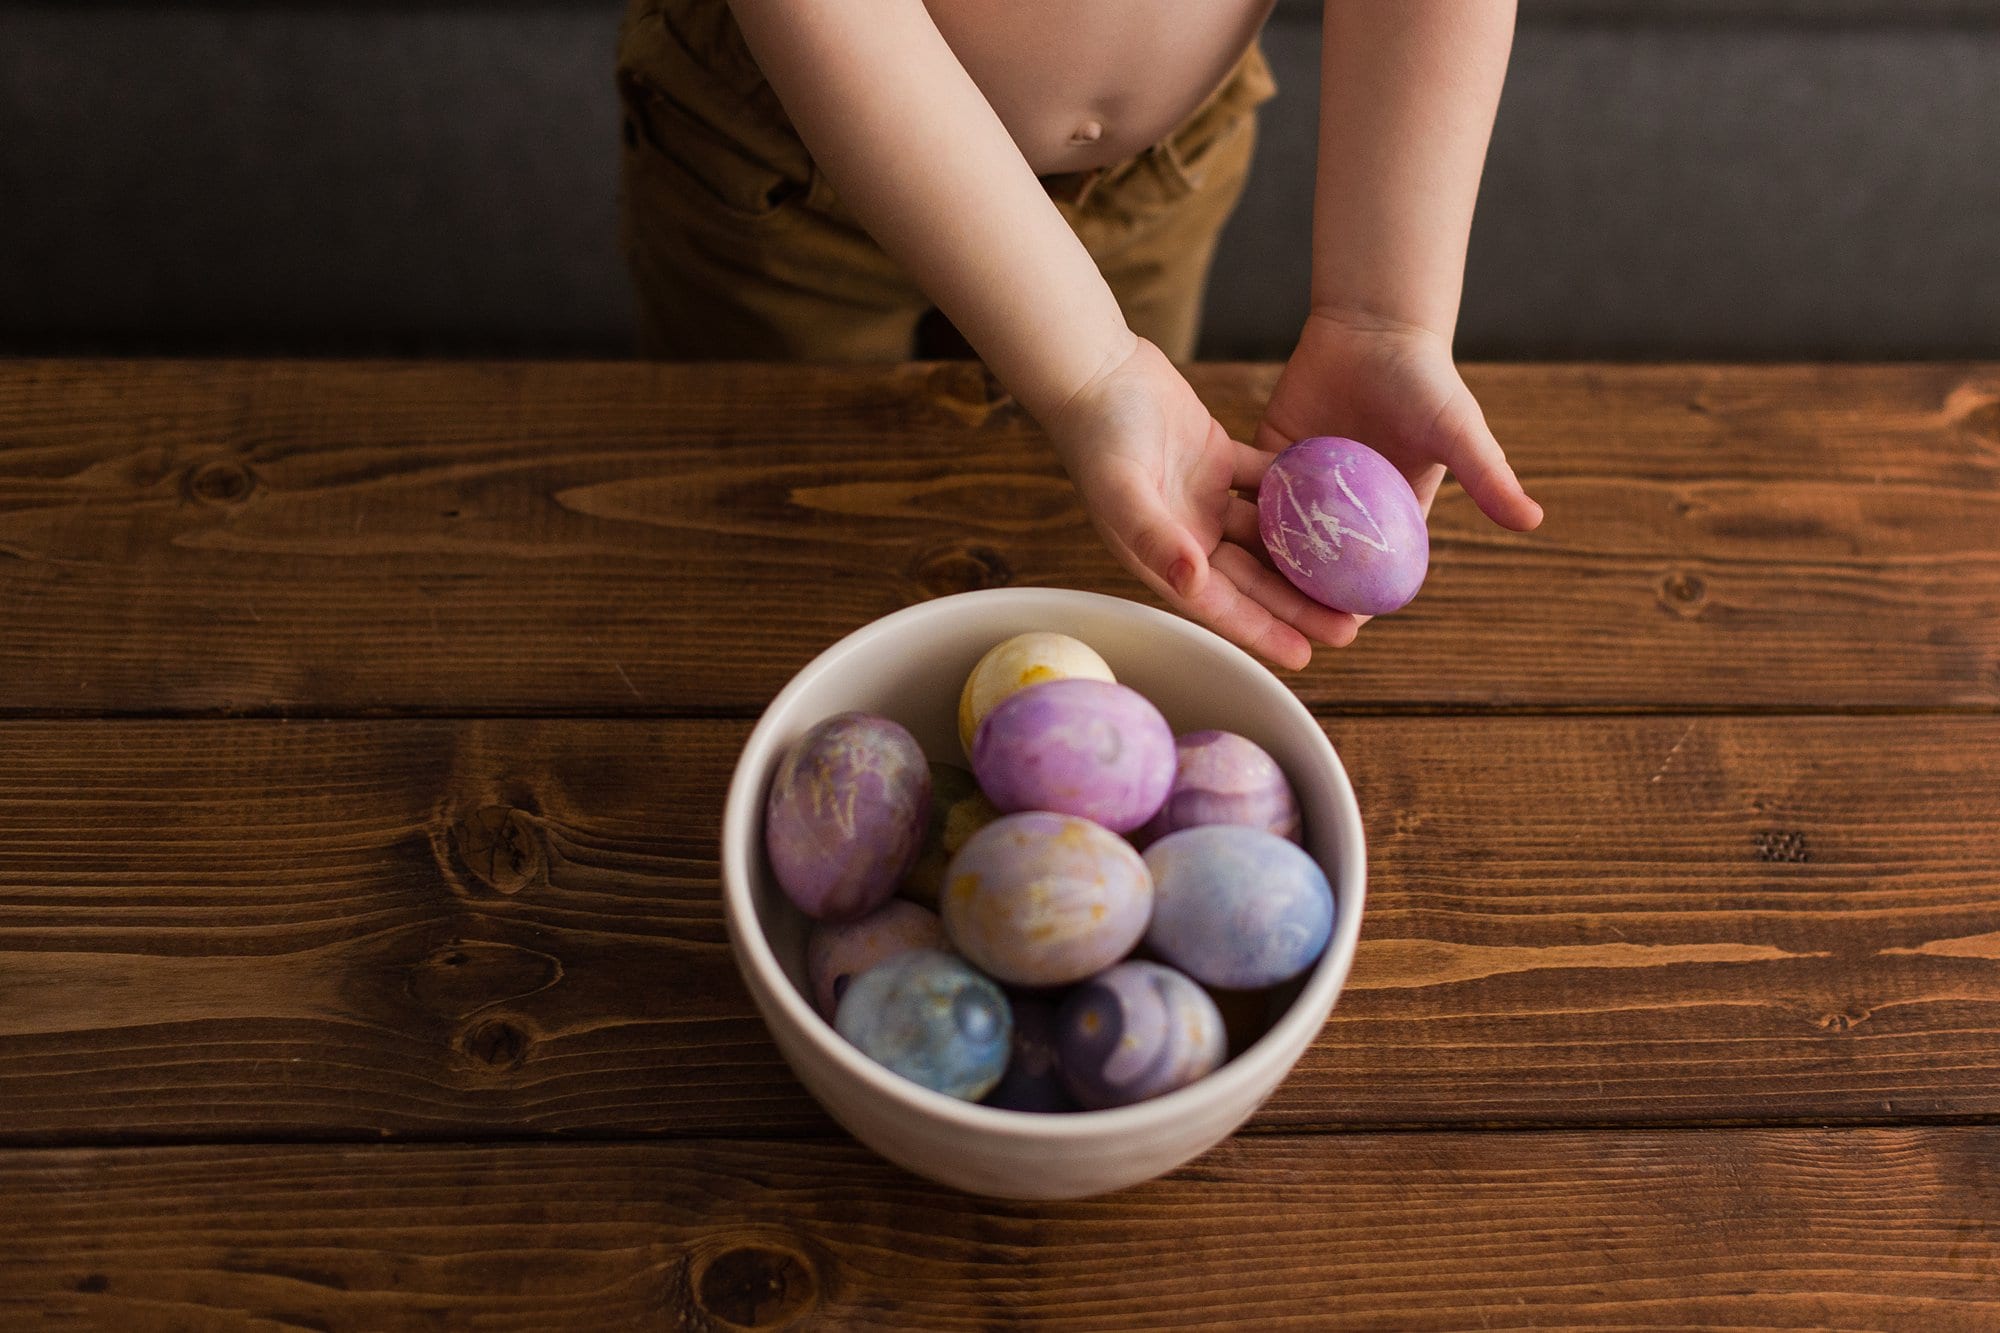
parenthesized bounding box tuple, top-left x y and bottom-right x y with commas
(728, 0, 1135, 422)
(1311, 0, 1516, 340)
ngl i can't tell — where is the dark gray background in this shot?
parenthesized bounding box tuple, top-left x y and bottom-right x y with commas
(2, 0, 1995, 359)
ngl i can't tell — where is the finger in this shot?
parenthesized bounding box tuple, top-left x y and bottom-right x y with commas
(1108, 480, 1210, 601)
(1096, 473, 1312, 670)
(1403, 462, 1445, 521)
(1222, 496, 1262, 550)
(1211, 542, 1359, 649)
(1250, 415, 1294, 458)
(1223, 498, 1284, 575)
(1230, 438, 1276, 493)
(1176, 564, 1315, 671)
(1436, 398, 1543, 531)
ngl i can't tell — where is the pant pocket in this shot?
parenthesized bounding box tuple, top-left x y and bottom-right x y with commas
(616, 0, 815, 228)
(618, 69, 813, 228)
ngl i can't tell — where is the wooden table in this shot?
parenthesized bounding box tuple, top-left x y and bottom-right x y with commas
(0, 359, 1997, 1329)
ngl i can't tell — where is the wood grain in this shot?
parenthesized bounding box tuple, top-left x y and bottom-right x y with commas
(3, 714, 1995, 1142)
(1, 360, 1995, 714)
(3, 1129, 1997, 1330)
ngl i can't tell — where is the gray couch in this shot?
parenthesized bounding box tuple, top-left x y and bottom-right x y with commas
(2, 0, 1994, 359)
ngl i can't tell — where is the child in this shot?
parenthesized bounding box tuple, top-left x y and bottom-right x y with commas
(616, 1, 1543, 670)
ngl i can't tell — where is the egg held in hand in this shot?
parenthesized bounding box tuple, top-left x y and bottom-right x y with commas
(1257, 436, 1428, 616)
(942, 811, 1152, 987)
(834, 949, 1013, 1101)
(1057, 961, 1226, 1109)
(764, 712, 931, 921)
(806, 899, 947, 1020)
(1144, 824, 1335, 990)
(957, 631, 1115, 759)
(1135, 729, 1301, 847)
(971, 678, 1175, 834)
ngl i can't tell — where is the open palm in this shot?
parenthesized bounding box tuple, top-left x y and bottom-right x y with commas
(1255, 311, 1543, 529)
(1046, 337, 1354, 671)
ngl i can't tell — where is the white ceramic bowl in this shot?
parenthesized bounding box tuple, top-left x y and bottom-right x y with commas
(720, 587, 1366, 1199)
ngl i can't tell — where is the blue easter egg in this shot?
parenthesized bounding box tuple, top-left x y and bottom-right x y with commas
(834, 949, 1013, 1101)
(1142, 825, 1335, 989)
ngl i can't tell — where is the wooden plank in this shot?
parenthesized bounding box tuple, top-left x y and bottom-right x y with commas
(3, 1130, 1997, 1329)
(2, 715, 1996, 1142)
(0, 360, 1994, 713)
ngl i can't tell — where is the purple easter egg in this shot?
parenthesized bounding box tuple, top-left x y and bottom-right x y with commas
(971, 678, 1175, 834)
(1258, 436, 1428, 616)
(1135, 730, 1301, 847)
(942, 811, 1152, 987)
(983, 996, 1078, 1113)
(764, 712, 931, 921)
(1143, 825, 1334, 990)
(1057, 961, 1226, 1109)
(806, 899, 947, 1020)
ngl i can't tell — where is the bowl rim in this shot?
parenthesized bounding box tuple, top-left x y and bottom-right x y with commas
(719, 586, 1368, 1142)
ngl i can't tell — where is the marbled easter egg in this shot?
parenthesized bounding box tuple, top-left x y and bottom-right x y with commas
(957, 631, 1115, 758)
(1057, 961, 1226, 1109)
(942, 811, 1153, 987)
(764, 712, 930, 921)
(805, 899, 947, 1020)
(982, 995, 1077, 1113)
(901, 763, 1003, 908)
(834, 948, 1012, 1101)
(1258, 436, 1428, 616)
(971, 679, 1175, 834)
(1143, 825, 1335, 990)
(1134, 729, 1301, 847)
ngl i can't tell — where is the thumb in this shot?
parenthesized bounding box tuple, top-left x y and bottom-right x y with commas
(1250, 415, 1293, 458)
(1435, 397, 1543, 531)
(1113, 484, 1209, 601)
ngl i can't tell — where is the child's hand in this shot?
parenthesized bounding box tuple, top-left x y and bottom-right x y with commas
(1252, 310, 1543, 632)
(1256, 310, 1543, 526)
(1045, 336, 1357, 672)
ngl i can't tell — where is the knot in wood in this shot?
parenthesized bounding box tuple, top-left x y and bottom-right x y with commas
(452, 805, 547, 895)
(1659, 570, 1707, 616)
(185, 458, 257, 506)
(693, 1244, 817, 1329)
(1754, 830, 1811, 863)
(911, 542, 1014, 597)
(459, 1017, 530, 1071)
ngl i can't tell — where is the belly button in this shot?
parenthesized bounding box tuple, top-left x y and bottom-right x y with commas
(1069, 119, 1104, 146)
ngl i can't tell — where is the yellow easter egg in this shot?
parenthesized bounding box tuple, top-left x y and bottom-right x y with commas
(956, 631, 1115, 757)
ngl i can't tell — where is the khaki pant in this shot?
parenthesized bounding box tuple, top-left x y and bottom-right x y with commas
(615, 0, 1277, 362)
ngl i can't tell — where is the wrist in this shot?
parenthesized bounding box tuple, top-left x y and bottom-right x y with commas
(1034, 326, 1142, 451)
(1303, 301, 1453, 348)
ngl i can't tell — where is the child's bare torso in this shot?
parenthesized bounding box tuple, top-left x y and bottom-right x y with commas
(925, 0, 1276, 174)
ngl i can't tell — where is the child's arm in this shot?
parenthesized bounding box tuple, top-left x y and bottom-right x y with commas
(731, 0, 1350, 668)
(1256, 0, 1542, 537)
(726, 0, 1131, 423)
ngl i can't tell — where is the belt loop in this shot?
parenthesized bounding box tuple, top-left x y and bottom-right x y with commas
(1042, 166, 1106, 208)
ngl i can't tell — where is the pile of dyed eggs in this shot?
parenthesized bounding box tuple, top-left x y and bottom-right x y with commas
(763, 631, 1335, 1112)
